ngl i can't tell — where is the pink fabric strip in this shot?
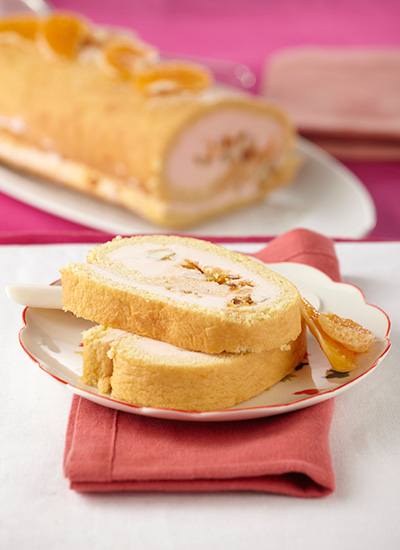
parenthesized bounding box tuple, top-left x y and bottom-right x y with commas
(0, 231, 274, 246)
(0, 230, 115, 245)
(71, 474, 332, 498)
(0, 230, 395, 246)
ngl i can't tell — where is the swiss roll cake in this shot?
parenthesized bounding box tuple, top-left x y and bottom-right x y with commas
(61, 235, 302, 354)
(0, 13, 298, 228)
(81, 324, 307, 411)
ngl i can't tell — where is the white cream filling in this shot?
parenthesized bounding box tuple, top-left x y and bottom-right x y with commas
(133, 335, 207, 359)
(101, 329, 127, 343)
(109, 242, 265, 279)
(103, 330, 208, 359)
(85, 243, 279, 308)
(166, 108, 284, 192)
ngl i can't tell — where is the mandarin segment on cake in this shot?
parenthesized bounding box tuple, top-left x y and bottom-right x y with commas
(133, 62, 213, 95)
(0, 15, 39, 40)
(38, 13, 91, 58)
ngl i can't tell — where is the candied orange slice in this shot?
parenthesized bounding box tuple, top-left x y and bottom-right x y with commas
(134, 62, 212, 95)
(300, 298, 360, 373)
(318, 311, 374, 353)
(103, 38, 158, 77)
(0, 15, 39, 40)
(40, 13, 90, 58)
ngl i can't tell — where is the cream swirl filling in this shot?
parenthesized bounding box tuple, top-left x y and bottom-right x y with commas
(106, 331, 208, 360)
(166, 108, 285, 195)
(85, 243, 279, 309)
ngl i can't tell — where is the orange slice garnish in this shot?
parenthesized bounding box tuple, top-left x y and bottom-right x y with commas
(133, 62, 212, 95)
(0, 15, 39, 40)
(39, 13, 90, 58)
(300, 298, 374, 373)
(103, 38, 158, 78)
(318, 311, 374, 353)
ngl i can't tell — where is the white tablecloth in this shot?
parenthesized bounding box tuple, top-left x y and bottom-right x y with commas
(1, 241, 399, 549)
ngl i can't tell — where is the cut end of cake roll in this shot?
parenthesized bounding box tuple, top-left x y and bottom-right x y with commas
(81, 323, 307, 412)
(153, 96, 299, 228)
(0, 12, 299, 229)
(61, 235, 302, 354)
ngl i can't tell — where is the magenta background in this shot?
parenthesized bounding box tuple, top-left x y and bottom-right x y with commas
(1, 0, 399, 238)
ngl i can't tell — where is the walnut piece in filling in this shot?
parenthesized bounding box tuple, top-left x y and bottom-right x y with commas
(180, 258, 266, 306)
(193, 132, 276, 166)
(181, 258, 253, 287)
(140, 248, 269, 307)
(146, 249, 176, 261)
(228, 295, 256, 307)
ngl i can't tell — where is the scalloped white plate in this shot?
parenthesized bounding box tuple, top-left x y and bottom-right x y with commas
(18, 262, 391, 421)
(0, 138, 375, 238)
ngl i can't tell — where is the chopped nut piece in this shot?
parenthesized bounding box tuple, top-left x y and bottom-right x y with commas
(181, 259, 204, 272)
(250, 293, 267, 304)
(180, 260, 257, 291)
(183, 271, 207, 280)
(228, 295, 255, 307)
(192, 132, 275, 166)
(147, 249, 175, 261)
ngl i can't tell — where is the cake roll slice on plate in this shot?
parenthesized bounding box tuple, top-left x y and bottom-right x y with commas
(61, 235, 302, 354)
(0, 13, 299, 228)
(81, 324, 307, 412)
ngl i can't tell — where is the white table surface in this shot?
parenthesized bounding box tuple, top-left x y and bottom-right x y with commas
(1, 240, 399, 550)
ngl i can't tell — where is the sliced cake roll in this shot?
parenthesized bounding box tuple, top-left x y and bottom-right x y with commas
(61, 235, 302, 354)
(81, 323, 307, 411)
(0, 13, 298, 228)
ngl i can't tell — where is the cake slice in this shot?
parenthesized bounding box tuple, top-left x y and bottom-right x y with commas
(0, 13, 298, 229)
(81, 323, 307, 411)
(61, 235, 302, 354)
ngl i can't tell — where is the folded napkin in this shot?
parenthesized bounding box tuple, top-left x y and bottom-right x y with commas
(262, 47, 400, 161)
(64, 228, 338, 497)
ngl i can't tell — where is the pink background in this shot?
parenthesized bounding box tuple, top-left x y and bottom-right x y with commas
(1, 0, 399, 238)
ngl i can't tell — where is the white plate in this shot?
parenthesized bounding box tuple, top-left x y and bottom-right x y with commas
(19, 262, 391, 422)
(0, 138, 375, 238)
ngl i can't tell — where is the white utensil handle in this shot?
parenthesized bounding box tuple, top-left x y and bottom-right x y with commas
(6, 283, 320, 310)
(6, 284, 63, 309)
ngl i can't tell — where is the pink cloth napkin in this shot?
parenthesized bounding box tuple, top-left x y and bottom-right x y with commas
(263, 47, 400, 161)
(64, 228, 338, 497)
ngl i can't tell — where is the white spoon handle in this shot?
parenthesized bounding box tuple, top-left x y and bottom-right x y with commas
(6, 284, 63, 309)
(6, 283, 320, 310)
